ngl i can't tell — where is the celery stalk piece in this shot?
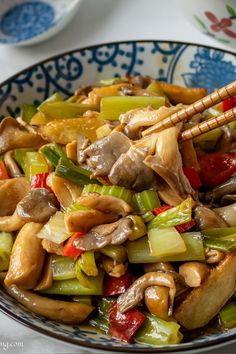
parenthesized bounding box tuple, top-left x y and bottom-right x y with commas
(55, 157, 100, 187)
(75, 260, 93, 289)
(81, 184, 103, 195)
(89, 297, 114, 334)
(128, 215, 147, 241)
(72, 295, 92, 305)
(21, 104, 37, 123)
(202, 226, 236, 238)
(132, 190, 160, 213)
(101, 96, 165, 121)
(82, 184, 132, 203)
(203, 237, 236, 252)
(38, 92, 62, 111)
(148, 227, 186, 257)
(39, 101, 98, 120)
(40, 143, 67, 167)
(66, 201, 91, 213)
(24, 152, 49, 181)
(38, 211, 71, 244)
(127, 232, 205, 263)
(100, 245, 127, 263)
(14, 148, 36, 172)
(148, 197, 193, 230)
(42, 269, 104, 295)
(146, 82, 167, 98)
(219, 303, 236, 329)
(52, 255, 75, 281)
(134, 312, 183, 345)
(79, 251, 98, 277)
(142, 211, 155, 223)
(0, 232, 13, 271)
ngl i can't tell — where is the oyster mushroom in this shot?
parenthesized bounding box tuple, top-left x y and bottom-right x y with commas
(179, 262, 210, 287)
(214, 203, 236, 226)
(4, 151, 22, 177)
(194, 205, 228, 230)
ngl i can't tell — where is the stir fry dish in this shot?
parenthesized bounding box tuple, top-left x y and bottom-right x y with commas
(1, 76, 236, 346)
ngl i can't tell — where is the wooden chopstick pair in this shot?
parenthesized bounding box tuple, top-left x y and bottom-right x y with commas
(142, 80, 236, 142)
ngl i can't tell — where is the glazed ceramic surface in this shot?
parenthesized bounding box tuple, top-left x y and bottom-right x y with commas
(0, 0, 82, 45)
(0, 40, 236, 353)
(179, 0, 236, 51)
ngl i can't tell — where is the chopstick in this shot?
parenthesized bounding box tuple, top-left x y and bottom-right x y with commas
(142, 80, 236, 137)
(179, 107, 236, 142)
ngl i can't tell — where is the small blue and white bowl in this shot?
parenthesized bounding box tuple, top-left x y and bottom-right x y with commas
(0, 0, 83, 46)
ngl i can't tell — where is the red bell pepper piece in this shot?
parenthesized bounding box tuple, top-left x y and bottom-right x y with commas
(183, 167, 202, 189)
(198, 153, 236, 187)
(222, 96, 236, 112)
(31, 172, 52, 191)
(61, 231, 85, 261)
(104, 271, 132, 296)
(0, 160, 9, 180)
(153, 205, 172, 215)
(109, 302, 146, 342)
(175, 219, 196, 233)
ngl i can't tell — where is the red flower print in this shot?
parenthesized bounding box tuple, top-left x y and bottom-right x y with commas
(205, 11, 236, 38)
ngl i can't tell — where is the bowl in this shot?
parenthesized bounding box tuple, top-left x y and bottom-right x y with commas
(0, 40, 236, 353)
(0, 0, 83, 46)
(179, 0, 236, 51)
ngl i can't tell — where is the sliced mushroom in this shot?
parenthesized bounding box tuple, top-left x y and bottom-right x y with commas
(41, 239, 63, 256)
(0, 177, 30, 216)
(117, 272, 176, 315)
(102, 256, 128, 278)
(194, 205, 228, 230)
(34, 255, 53, 291)
(47, 173, 82, 210)
(16, 188, 57, 223)
(4, 284, 94, 324)
(4, 151, 22, 177)
(74, 217, 133, 251)
(5, 222, 45, 289)
(174, 252, 236, 329)
(205, 248, 225, 264)
(144, 262, 175, 273)
(205, 176, 236, 202)
(214, 203, 236, 226)
(179, 262, 210, 287)
(85, 131, 132, 177)
(0, 117, 46, 153)
(145, 286, 170, 320)
(77, 135, 90, 164)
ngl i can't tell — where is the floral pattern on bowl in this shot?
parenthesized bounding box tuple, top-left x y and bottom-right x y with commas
(0, 40, 236, 353)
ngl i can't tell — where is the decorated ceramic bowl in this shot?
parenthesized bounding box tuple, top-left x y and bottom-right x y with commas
(179, 0, 236, 51)
(0, 0, 82, 46)
(0, 40, 236, 353)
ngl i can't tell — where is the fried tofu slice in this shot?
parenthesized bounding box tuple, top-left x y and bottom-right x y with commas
(174, 252, 236, 330)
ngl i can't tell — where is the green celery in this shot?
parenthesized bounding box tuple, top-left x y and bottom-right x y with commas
(100, 77, 122, 85)
(134, 312, 183, 345)
(55, 157, 100, 186)
(52, 255, 75, 280)
(72, 296, 92, 305)
(132, 190, 160, 213)
(100, 245, 127, 263)
(148, 197, 193, 230)
(128, 215, 146, 241)
(38, 92, 62, 111)
(42, 269, 104, 295)
(0, 232, 13, 271)
(78, 251, 98, 277)
(202, 226, 236, 238)
(39, 101, 98, 120)
(66, 201, 91, 213)
(203, 237, 236, 252)
(126, 232, 205, 263)
(21, 104, 37, 123)
(148, 227, 186, 257)
(146, 81, 167, 98)
(89, 298, 114, 334)
(101, 96, 165, 121)
(219, 303, 236, 329)
(81, 184, 103, 195)
(14, 148, 35, 172)
(82, 184, 133, 203)
(38, 211, 71, 244)
(75, 261, 94, 289)
(40, 143, 67, 167)
(142, 211, 155, 223)
(24, 152, 49, 181)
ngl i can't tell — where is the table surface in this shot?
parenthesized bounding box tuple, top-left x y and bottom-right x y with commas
(0, 0, 236, 353)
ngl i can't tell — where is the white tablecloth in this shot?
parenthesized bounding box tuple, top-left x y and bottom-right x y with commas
(0, 1, 235, 353)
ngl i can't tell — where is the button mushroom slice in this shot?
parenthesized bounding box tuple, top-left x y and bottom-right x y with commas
(179, 262, 210, 288)
(144, 286, 170, 320)
(16, 188, 58, 223)
(0, 211, 25, 232)
(34, 255, 53, 291)
(174, 251, 236, 330)
(47, 173, 82, 210)
(74, 217, 134, 251)
(117, 272, 176, 315)
(0, 177, 30, 216)
(5, 222, 45, 289)
(214, 203, 236, 226)
(205, 248, 225, 264)
(4, 151, 22, 177)
(102, 256, 128, 278)
(4, 284, 94, 324)
(41, 239, 63, 256)
(84, 131, 132, 177)
(0, 117, 46, 154)
(144, 262, 175, 273)
(194, 205, 228, 230)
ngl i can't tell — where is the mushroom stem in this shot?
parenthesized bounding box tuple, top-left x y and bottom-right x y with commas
(4, 151, 22, 177)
